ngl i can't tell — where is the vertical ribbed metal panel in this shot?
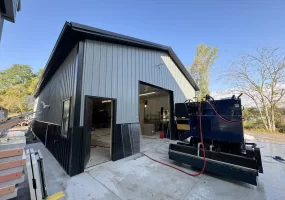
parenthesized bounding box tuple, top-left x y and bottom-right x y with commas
(80, 40, 195, 125)
(32, 46, 77, 175)
(35, 45, 78, 125)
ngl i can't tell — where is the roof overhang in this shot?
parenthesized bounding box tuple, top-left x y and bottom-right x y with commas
(0, 0, 21, 23)
(34, 22, 199, 97)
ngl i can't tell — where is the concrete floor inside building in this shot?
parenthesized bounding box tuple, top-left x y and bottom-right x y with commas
(86, 128, 111, 169)
(86, 128, 168, 169)
(139, 82, 171, 153)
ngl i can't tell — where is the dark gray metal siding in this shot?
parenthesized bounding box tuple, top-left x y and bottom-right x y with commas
(33, 45, 78, 175)
(34, 45, 78, 125)
(32, 121, 71, 173)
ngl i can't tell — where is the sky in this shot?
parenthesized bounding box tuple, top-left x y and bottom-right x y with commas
(0, 0, 285, 91)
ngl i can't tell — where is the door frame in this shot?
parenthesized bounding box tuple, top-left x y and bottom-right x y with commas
(81, 95, 117, 170)
(138, 81, 177, 140)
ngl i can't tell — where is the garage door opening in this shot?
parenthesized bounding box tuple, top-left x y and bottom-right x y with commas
(139, 82, 174, 152)
(84, 97, 113, 169)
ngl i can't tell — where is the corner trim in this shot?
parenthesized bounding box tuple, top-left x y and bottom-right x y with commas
(73, 40, 85, 127)
(69, 40, 85, 175)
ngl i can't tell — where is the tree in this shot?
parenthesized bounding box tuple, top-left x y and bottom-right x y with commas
(223, 47, 285, 132)
(0, 65, 43, 114)
(0, 64, 33, 89)
(188, 44, 218, 99)
(26, 68, 43, 95)
(243, 107, 260, 121)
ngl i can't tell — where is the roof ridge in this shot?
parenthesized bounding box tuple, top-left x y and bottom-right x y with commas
(34, 22, 198, 97)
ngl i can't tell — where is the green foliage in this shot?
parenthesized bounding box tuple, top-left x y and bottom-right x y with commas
(188, 44, 218, 99)
(0, 64, 33, 89)
(243, 106, 285, 133)
(243, 107, 260, 120)
(276, 119, 285, 133)
(35, 68, 44, 78)
(243, 120, 266, 130)
(0, 64, 42, 114)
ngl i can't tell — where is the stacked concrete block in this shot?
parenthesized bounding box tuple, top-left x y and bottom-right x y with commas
(0, 131, 26, 200)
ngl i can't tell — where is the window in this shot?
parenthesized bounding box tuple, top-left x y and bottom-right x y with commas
(61, 98, 71, 137)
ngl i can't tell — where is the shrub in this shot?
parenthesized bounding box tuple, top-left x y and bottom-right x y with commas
(244, 120, 265, 130)
(276, 120, 285, 133)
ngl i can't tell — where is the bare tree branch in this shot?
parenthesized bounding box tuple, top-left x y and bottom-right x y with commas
(222, 47, 285, 131)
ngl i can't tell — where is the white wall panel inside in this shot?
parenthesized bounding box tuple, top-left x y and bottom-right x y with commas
(80, 40, 195, 125)
(139, 95, 169, 122)
(34, 45, 78, 125)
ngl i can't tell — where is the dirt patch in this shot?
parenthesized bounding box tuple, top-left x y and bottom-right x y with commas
(245, 131, 285, 144)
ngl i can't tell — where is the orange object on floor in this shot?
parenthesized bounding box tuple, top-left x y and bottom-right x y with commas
(160, 132, 165, 138)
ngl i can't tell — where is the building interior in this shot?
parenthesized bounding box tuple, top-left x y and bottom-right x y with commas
(85, 83, 171, 168)
(85, 98, 112, 169)
(139, 83, 170, 152)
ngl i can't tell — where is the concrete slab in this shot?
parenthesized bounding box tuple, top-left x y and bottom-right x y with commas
(13, 134, 285, 200)
(85, 147, 111, 169)
(86, 139, 285, 200)
(87, 144, 199, 200)
(26, 143, 70, 197)
(88, 160, 197, 200)
(65, 172, 120, 200)
(86, 128, 111, 168)
(140, 134, 170, 152)
(183, 140, 285, 200)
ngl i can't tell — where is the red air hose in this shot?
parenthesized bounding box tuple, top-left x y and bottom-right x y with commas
(206, 101, 244, 123)
(143, 101, 207, 177)
(140, 100, 243, 176)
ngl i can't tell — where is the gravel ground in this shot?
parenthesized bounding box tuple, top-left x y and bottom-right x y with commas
(245, 131, 285, 144)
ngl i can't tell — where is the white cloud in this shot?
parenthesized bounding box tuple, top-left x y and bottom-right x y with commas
(211, 86, 285, 108)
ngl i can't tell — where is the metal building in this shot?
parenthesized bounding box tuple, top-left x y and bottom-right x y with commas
(33, 22, 199, 176)
(0, 0, 21, 41)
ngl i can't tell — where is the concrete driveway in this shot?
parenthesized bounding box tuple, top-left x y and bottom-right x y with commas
(64, 137, 285, 200)
(17, 133, 285, 200)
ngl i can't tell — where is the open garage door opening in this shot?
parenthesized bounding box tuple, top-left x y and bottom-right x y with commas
(139, 82, 175, 152)
(84, 97, 114, 169)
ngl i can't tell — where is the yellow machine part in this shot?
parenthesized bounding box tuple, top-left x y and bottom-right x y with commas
(176, 124, 190, 130)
